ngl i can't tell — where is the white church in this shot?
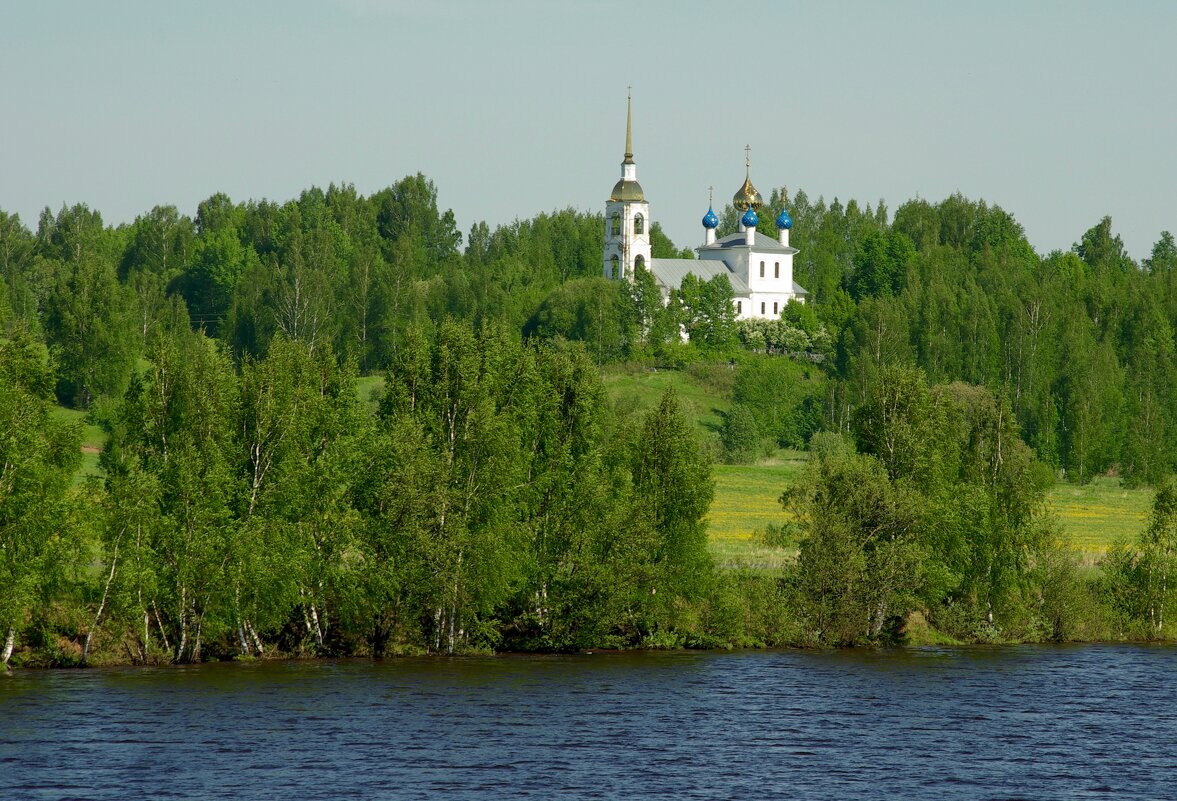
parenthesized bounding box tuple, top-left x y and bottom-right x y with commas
(602, 95, 807, 318)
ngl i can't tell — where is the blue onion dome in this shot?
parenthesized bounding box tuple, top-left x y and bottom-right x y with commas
(741, 208, 759, 228)
(702, 206, 720, 229)
(776, 208, 793, 230)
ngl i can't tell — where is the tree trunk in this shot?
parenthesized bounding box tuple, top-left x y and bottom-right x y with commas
(246, 620, 264, 655)
(176, 586, 188, 663)
(308, 602, 324, 651)
(84, 535, 121, 665)
(2, 626, 14, 667)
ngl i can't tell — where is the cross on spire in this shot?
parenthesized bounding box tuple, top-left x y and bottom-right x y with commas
(745, 144, 751, 175)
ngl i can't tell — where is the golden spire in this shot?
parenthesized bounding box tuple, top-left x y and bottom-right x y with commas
(623, 86, 634, 165)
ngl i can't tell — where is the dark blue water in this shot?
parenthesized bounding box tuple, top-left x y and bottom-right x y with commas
(3, 645, 1176, 800)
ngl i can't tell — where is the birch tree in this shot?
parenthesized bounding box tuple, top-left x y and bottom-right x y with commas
(0, 332, 80, 666)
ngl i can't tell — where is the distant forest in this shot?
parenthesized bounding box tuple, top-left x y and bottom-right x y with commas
(2, 175, 1176, 664)
(4, 176, 1174, 483)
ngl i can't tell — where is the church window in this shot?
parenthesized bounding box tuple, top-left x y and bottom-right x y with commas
(774, 302, 779, 315)
(635, 254, 645, 272)
(611, 254, 619, 278)
(737, 300, 742, 314)
(774, 262, 780, 278)
(611, 213, 621, 236)
(759, 261, 765, 278)
(761, 302, 766, 314)
(634, 213, 644, 235)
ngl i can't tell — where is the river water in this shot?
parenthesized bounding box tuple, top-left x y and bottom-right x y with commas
(2, 645, 1176, 800)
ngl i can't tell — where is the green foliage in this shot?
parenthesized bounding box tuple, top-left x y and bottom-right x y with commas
(524, 277, 627, 363)
(675, 273, 737, 351)
(1100, 476, 1177, 638)
(783, 433, 925, 646)
(732, 356, 824, 449)
(10, 174, 1177, 656)
(788, 368, 1058, 644)
(720, 403, 762, 464)
(0, 331, 82, 664)
(39, 204, 140, 407)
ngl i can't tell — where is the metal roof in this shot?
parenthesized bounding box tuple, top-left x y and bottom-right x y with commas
(649, 258, 751, 295)
(698, 232, 799, 255)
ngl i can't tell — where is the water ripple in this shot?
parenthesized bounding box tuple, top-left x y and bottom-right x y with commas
(3, 645, 1177, 800)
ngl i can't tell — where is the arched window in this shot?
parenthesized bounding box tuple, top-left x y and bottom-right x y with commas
(611, 254, 620, 278)
(759, 261, 765, 278)
(634, 213, 644, 235)
(774, 262, 780, 278)
(611, 213, 621, 236)
(773, 302, 779, 315)
(634, 254, 645, 272)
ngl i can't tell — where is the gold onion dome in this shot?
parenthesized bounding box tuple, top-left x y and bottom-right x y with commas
(733, 175, 762, 211)
(733, 145, 763, 211)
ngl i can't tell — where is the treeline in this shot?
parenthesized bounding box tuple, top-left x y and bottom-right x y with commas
(5, 180, 1177, 488)
(3, 325, 753, 664)
(4, 328, 1173, 663)
(777, 192, 1177, 486)
(0, 176, 614, 406)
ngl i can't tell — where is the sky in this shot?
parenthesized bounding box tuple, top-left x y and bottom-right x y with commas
(2, 0, 1175, 261)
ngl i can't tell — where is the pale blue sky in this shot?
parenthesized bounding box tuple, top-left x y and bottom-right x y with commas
(2, 1, 1174, 260)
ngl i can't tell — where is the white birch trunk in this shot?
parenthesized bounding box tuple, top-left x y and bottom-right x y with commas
(2, 626, 14, 667)
(246, 620, 265, 655)
(84, 535, 121, 665)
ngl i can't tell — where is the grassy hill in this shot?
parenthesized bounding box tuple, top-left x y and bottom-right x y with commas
(600, 364, 733, 440)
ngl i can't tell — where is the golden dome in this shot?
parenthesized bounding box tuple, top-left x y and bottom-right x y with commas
(732, 175, 762, 211)
(733, 145, 763, 211)
(610, 179, 646, 203)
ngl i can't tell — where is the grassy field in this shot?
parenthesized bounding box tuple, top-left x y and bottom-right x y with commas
(1047, 477, 1150, 553)
(356, 374, 385, 413)
(600, 364, 733, 438)
(705, 452, 1156, 568)
(600, 366, 1160, 568)
(706, 451, 805, 572)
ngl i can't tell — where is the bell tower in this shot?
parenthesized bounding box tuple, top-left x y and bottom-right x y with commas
(603, 89, 651, 281)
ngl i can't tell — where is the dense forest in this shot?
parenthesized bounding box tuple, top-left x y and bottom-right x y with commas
(2, 175, 1176, 665)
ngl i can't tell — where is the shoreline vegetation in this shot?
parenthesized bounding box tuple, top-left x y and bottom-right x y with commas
(3, 180, 1177, 668)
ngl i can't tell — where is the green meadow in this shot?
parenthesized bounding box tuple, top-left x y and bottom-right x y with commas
(706, 454, 1155, 569)
(1047, 477, 1150, 554)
